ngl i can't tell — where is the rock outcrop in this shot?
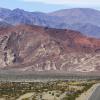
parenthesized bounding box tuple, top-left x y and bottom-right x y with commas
(0, 25, 100, 73)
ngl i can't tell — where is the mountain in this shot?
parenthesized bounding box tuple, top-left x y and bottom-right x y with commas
(0, 8, 100, 38)
(0, 25, 100, 73)
(0, 21, 11, 28)
(49, 8, 100, 38)
(0, 8, 11, 19)
(0, 8, 57, 26)
(55, 23, 100, 38)
(49, 8, 100, 26)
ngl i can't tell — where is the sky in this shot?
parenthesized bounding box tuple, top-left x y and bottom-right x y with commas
(0, 0, 100, 12)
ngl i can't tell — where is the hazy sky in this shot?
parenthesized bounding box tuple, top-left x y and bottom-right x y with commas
(0, 0, 100, 12)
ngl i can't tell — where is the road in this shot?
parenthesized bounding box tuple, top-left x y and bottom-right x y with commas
(89, 85, 100, 100)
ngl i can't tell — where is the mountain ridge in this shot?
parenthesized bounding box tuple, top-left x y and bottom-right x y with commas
(0, 24, 100, 72)
(0, 7, 100, 38)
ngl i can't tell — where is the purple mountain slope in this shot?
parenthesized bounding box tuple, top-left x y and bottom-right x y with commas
(0, 8, 100, 37)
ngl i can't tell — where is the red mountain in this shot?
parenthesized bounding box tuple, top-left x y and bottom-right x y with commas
(0, 25, 100, 73)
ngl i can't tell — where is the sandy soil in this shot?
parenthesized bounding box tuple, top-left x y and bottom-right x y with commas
(41, 91, 60, 100)
(0, 98, 6, 100)
(16, 92, 34, 100)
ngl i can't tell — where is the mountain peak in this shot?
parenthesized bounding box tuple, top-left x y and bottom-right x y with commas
(12, 8, 25, 13)
(49, 8, 100, 16)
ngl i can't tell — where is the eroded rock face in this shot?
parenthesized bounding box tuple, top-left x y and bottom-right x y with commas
(0, 25, 100, 73)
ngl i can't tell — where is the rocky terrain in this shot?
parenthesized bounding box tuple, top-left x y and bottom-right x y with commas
(0, 25, 100, 73)
(1, 8, 100, 37)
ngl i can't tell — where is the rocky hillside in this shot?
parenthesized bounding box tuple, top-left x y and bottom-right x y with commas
(0, 8, 100, 37)
(0, 25, 100, 73)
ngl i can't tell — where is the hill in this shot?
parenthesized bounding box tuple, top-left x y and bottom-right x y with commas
(0, 25, 100, 73)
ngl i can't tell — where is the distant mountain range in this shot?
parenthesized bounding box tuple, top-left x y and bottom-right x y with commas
(0, 8, 100, 38)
